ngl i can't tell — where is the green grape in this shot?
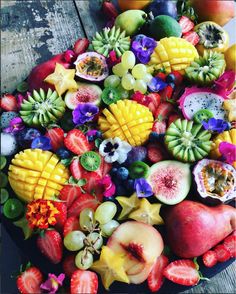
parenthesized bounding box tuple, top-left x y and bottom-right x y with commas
(112, 63, 128, 77)
(132, 64, 147, 79)
(121, 74, 135, 91)
(94, 201, 117, 224)
(133, 79, 147, 94)
(143, 73, 153, 83)
(87, 232, 103, 250)
(75, 250, 93, 270)
(100, 220, 120, 237)
(116, 85, 129, 99)
(104, 75, 121, 88)
(63, 230, 86, 251)
(121, 51, 136, 70)
(79, 208, 95, 232)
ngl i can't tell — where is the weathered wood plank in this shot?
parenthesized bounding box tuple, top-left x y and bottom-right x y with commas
(1, 0, 85, 93)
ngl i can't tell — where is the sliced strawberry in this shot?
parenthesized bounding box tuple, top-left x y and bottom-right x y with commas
(182, 31, 200, 46)
(37, 229, 63, 264)
(214, 244, 231, 262)
(1, 93, 18, 111)
(163, 259, 200, 286)
(45, 127, 64, 151)
(168, 113, 182, 127)
(179, 16, 194, 34)
(147, 143, 167, 163)
(17, 266, 43, 294)
(95, 156, 112, 178)
(202, 250, 218, 268)
(223, 234, 236, 258)
(73, 38, 90, 56)
(147, 255, 169, 292)
(64, 129, 92, 156)
(68, 193, 100, 218)
(63, 216, 80, 237)
(82, 172, 103, 201)
(70, 157, 86, 180)
(71, 270, 98, 294)
(63, 255, 77, 278)
(159, 85, 173, 102)
(59, 184, 82, 208)
(54, 201, 67, 230)
(154, 102, 174, 120)
(147, 93, 161, 115)
(152, 120, 167, 134)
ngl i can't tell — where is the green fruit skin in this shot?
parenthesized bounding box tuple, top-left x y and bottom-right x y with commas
(115, 10, 147, 36)
(149, 15, 182, 40)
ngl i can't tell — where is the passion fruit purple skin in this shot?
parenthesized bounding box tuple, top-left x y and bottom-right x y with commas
(193, 159, 236, 205)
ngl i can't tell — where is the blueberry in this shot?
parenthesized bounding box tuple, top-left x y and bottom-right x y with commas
(87, 135, 94, 142)
(166, 73, 176, 84)
(110, 167, 118, 178)
(56, 147, 71, 159)
(117, 167, 129, 180)
(17, 128, 41, 148)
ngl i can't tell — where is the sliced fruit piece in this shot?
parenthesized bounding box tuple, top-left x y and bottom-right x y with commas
(59, 184, 82, 208)
(45, 127, 64, 151)
(101, 87, 121, 105)
(202, 250, 218, 268)
(182, 31, 200, 46)
(214, 244, 231, 262)
(116, 193, 140, 220)
(0, 93, 18, 111)
(64, 129, 92, 155)
(193, 109, 214, 123)
(80, 151, 101, 171)
(129, 161, 149, 179)
(16, 266, 43, 294)
(63, 216, 80, 237)
(146, 160, 191, 205)
(179, 16, 194, 34)
(71, 270, 98, 294)
(147, 143, 167, 163)
(223, 234, 236, 258)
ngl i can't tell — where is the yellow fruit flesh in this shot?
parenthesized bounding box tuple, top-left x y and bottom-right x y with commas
(8, 149, 69, 202)
(224, 44, 236, 71)
(98, 100, 154, 146)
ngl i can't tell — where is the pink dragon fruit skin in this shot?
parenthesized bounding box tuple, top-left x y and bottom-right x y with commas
(178, 86, 227, 120)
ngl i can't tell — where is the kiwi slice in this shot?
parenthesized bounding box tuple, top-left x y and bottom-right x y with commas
(1, 188, 9, 204)
(3, 198, 24, 219)
(0, 172, 8, 188)
(101, 87, 120, 105)
(129, 161, 149, 179)
(193, 109, 214, 123)
(80, 151, 101, 171)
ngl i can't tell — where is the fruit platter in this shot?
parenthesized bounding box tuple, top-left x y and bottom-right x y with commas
(1, 0, 236, 293)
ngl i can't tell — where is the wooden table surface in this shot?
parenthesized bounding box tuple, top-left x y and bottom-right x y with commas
(1, 1, 236, 293)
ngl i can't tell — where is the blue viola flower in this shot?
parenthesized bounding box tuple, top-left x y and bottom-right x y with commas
(31, 136, 52, 150)
(131, 34, 157, 64)
(72, 103, 99, 125)
(134, 178, 153, 198)
(148, 77, 167, 92)
(202, 118, 230, 133)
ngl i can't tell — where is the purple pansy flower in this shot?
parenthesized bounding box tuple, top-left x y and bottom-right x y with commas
(31, 136, 52, 150)
(40, 273, 65, 294)
(148, 77, 167, 92)
(219, 142, 236, 165)
(134, 178, 153, 198)
(73, 103, 99, 125)
(202, 118, 229, 133)
(131, 34, 157, 64)
(3, 117, 25, 134)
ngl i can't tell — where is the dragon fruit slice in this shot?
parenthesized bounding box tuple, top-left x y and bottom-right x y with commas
(178, 86, 227, 120)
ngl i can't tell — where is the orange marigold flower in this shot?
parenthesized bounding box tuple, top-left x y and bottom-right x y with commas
(26, 200, 59, 229)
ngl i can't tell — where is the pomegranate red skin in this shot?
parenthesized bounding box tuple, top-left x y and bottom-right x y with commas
(163, 200, 236, 258)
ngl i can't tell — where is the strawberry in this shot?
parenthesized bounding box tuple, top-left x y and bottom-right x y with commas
(179, 16, 194, 34)
(154, 102, 174, 120)
(70, 157, 86, 180)
(73, 38, 90, 56)
(54, 201, 67, 230)
(16, 266, 43, 294)
(82, 172, 103, 201)
(45, 127, 64, 151)
(71, 270, 98, 294)
(214, 244, 231, 262)
(147, 255, 169, 292)
(159, 85, 173, 102)
(102, 0, 118, 19)
(163, 259, 200, 286)
(37, 229, 63, 264)
(147, 143, 167, 163)
(68, 193, 100, 218)
(147, 93, 161, 114)
(59, 184, 82, 208)
(152, 120, 167, 134)
(1, 93, 18, 111)
(63, 216, 80, 237)
(63, 255, 77, 278)
(223, 234, 236, 258)
(64, 129, 92, 155)
(168, 113, 181, 126)
(182, 31, 200, 46)
(202, 250, 218, 268)
(95, 156, 112, 178)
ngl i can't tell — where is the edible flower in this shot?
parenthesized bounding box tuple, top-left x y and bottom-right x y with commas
(131, 34, 157, 64)
(219, 142, 236, 165)
(134, 178, 153, 198)
(3, 117, 25, 134)
(100, 175, 116, 197)
(106, 50, 121, 68)
(213, 70, 236, 97)
(31, 136, 52, 150)
(132, 91, 151, 107)
(148, 77, 167, 92)
(40, 273, 65, 294)
(63, 49, 75, 63)
(26, 200, 59, 229)
(99, 137, 132, 164)
(73, 103, 99, 125)
(202, 118, 229, 133)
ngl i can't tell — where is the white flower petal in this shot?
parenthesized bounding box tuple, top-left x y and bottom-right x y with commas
(117, 151, 128, 164)
(104, 152, 119, 163)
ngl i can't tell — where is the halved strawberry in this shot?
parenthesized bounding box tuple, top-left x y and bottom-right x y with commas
(147, 143, 167, 163)
(179, 16, 195, 34)
(95, 156, 112, 178)
(54, 201, 67, 230)
(147, 93, 161, 115)
(63, 255, 77, 278)
(16, 266, 43, 294)
(82, 172, 103, 201)
(45, 127, 64, 151)
(159, 85, 173, 102)
(147, 255, 169, 292)
(223, 234, 236, 258)
(202, 250, 218, 268)
(63, 216, 80, 237)
(163, 259, 200, 286)
(73, 38, 90, 56)
(68, 193, 100, 218)
(1, 93, 18, 111)
(152, 120, 167, 134)
(59, 184, 82, 208)
(71, 270, 98, 294)
(70, 157, 86, 180)
(214, 244, 231, 262)
(154, 102, 174, 120)
(64, 129, 92, 155)
(182, 31, 200, 46)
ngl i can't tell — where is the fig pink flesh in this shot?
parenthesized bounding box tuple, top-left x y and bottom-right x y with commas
(164, 200, 236, 258)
